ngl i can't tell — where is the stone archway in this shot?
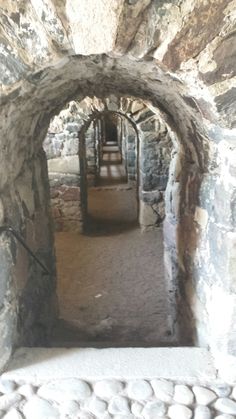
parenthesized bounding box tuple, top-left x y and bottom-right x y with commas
(1, 46, 235, 370)
(43, 97, 182, 347)
(1, 4, 236, 416)
(0, 63, 209, 368)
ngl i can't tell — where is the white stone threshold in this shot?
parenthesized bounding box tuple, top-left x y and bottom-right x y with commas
(3, 347, 217, 385)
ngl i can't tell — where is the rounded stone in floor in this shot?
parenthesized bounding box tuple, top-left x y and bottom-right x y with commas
(214, 415, 235, 419)
(23, 396, 59, 419)
(60, 400, 80, 417)
(86, 397, 107, 416)
(113, 416, 135, 419)
(0, 380, 16, 395)
(108, 396, 130, 415)
(142, 400, 167, 418)
(193, 386, 217, 405)
(231, 386, 236, 400)
(37, 378, 91, 402)
(131, 401, 143, 416)
(214, 398, 236, 415)
(168, 404, 192, 419)
(17, 384, 35, 399)
(127, 380, 153, 400)
(174, 385, 194, 405)
(76, 412, 95, 419)
(151, 379, 174, 403)
(94, 380, 123, 399)
(194, 405, 212, 419)
(2, 409, 23, 419)
(212, 385, 232, 398)
(0, 394, 22, 411)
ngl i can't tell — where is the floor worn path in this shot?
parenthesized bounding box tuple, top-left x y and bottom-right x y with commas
(52, 142, 173, 346)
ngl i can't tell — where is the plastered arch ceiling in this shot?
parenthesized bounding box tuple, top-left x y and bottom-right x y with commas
(1, 0, 235, 188)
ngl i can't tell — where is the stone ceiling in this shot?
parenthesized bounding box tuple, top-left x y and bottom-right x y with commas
(0, 0, 235, 191)
(1, 0, 235, 127)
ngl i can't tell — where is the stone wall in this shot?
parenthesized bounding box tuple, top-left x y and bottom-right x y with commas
(106, 97, 175, 231)
(44, 96, 198, 345)
(187, 134, 236, 355)
(1, 0, 236, 370)
(45, 97, 173, 233)
(138, 112, 173, 231)
(120, 119, 137, 184)
(0, 151, 57, 367)
(44, 102, 86, 233)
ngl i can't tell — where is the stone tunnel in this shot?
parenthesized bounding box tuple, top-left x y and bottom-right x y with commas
(0, 1, 236, 418)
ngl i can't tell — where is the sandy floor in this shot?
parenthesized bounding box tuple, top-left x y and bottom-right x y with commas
(52, 143, 173, 346)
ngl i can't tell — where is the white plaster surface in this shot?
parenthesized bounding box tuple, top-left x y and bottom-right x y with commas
(214, 352, 236, 384)
(3, 348, 216, 384)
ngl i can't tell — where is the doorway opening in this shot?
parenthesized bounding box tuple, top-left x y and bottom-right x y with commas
(43, 97, 177, 347)
(86, 112, 138, 236)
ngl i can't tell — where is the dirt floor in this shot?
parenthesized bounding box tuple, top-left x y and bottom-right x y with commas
(52, 143, 174, 346)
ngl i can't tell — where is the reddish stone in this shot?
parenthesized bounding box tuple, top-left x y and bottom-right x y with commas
(163, 0, 227, 71)
(62, 187, 80, 201)
(52, 207, 62, 218)
(50, 188, 60, 198)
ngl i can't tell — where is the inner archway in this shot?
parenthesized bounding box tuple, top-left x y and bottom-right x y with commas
(43, 97, 177, 346)
(83, 109, 140, 233)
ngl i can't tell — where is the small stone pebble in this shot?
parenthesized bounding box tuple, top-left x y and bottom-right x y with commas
(168, 404, 193, 419)
(0, 394, 22, 411)
(0, 377, 236, 419)
(194, 405, 211, 419)
(142, 400, 167, 418)
(231, 386, 236, 400)
(76, 412, 95, 419)
(131, 401, 143, 416)
(127, 380, 153, 400)
(38, 378, 91, 402)
(17, 384, 35, 399)
(86, 397, 107, 416)
(60, 400, 80, 417)
(193, 386, 217, 405)
(213, 385, 232, 398)
(23, 396, 59, 419)
(94, 380, 123, 399)
(174, 384, 194, 405)
(151, 379, 174, 403)
(113, 416, 135, 419)
(2, 409, 23, 419)
(108, 396, 130, 415)
(0, 380, 16, 395)
(214, 416, 235, 419)
(215, 398, 236, 414)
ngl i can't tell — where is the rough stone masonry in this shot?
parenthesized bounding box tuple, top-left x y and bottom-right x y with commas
(0, 0, 235, 373)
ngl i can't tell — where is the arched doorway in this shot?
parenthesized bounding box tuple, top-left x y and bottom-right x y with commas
(44, 97, 177, 347)
(0, 54, 216, 369)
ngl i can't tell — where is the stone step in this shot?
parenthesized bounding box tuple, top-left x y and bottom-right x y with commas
(3, 347, 216, 384)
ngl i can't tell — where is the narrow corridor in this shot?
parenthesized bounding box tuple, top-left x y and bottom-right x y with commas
(87, 140, 134, 233)
(97, 141, 127, 187)
(52, 140, 173, 347)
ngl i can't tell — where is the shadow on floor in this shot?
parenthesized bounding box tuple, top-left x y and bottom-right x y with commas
(50, 319, 176, 348)
(84, 215, 139, 236)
